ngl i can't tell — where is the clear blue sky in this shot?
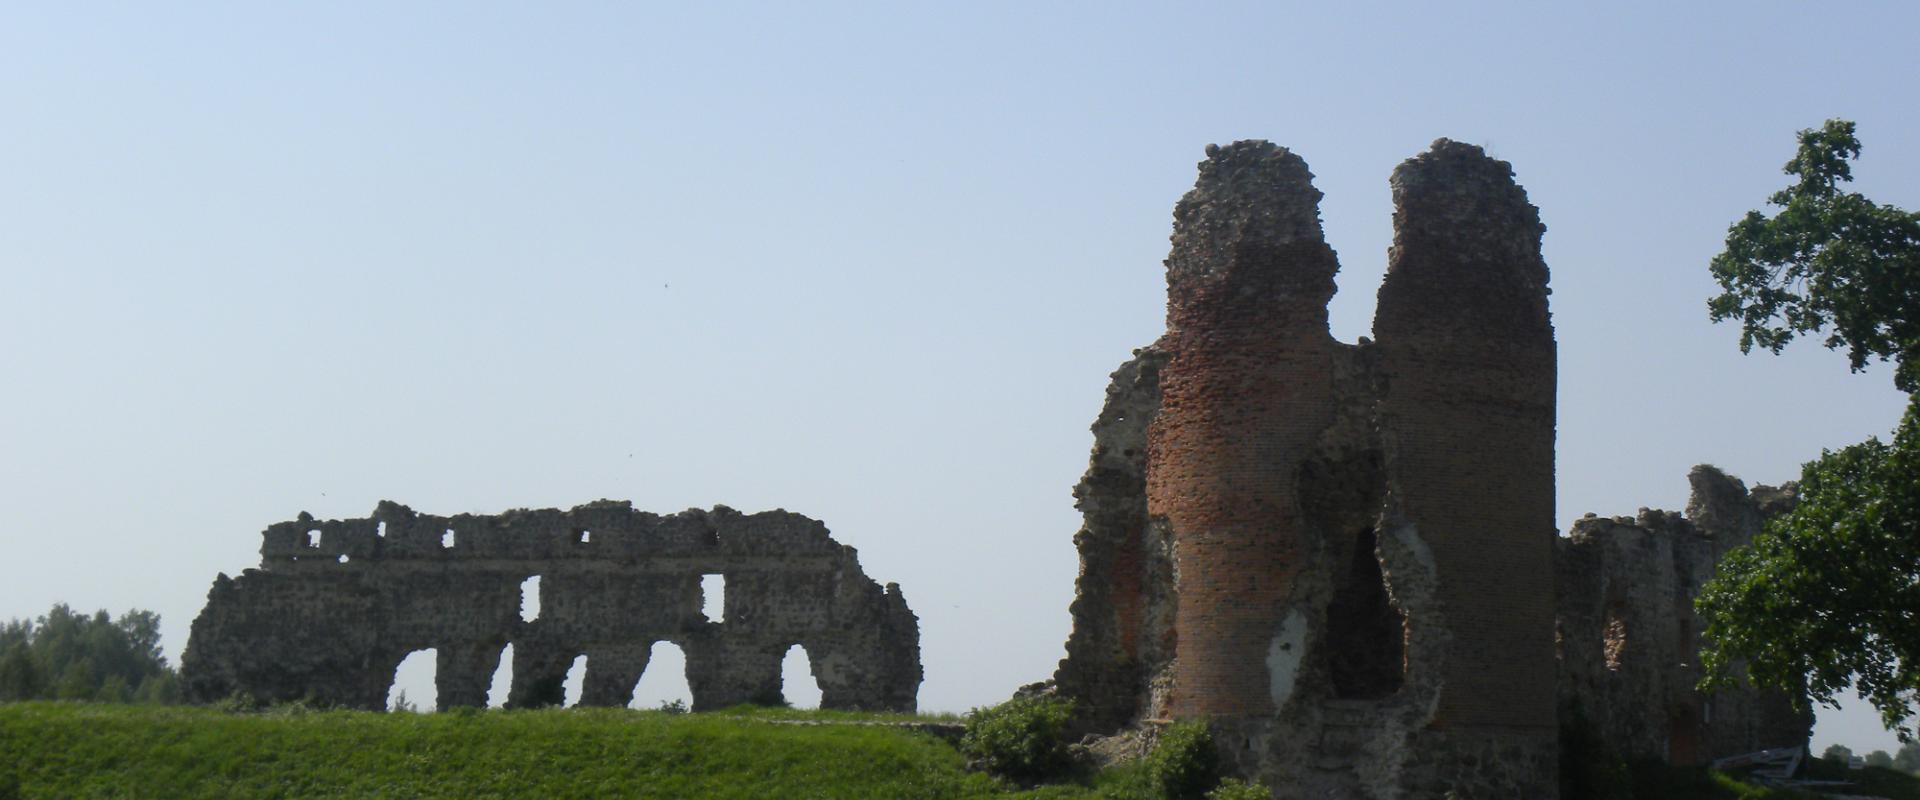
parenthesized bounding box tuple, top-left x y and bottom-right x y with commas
(3, 1, 1916, 753)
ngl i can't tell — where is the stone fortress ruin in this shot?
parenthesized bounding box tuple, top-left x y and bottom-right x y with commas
(181, 501, 921, 712)
(175, 138, 1812, 799)
(1050, 140, 1808, 798)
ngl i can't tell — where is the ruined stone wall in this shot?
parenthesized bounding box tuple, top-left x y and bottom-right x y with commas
(1056, 140, 1560, 798)
(1556, 467, 1810, 765)
(1053, 346, 1173, 735)
(182, 502, 921, 712)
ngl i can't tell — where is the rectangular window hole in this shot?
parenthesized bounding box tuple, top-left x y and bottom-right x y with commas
(576, 529, 591, 544)
(520, 575, 542, 623)
(701, 574, 726, 623)
(307, 529, 322, 548)
(442, 529, 456, 549)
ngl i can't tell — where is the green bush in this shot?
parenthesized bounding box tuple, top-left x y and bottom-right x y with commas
(211, 690, 259, 713)
(1206, 778, 1269, 800)
(1144, 720, 1221, 800)
(960, 695, 1077, 784)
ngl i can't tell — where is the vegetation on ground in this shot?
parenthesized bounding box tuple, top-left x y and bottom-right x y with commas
(959, 695, 1079, 785)
(1139, 720, 1220, 800)
(1200, 779, 1267, 800)
(1799, 755, 1920, 799)
(0, 701, 1097, 800)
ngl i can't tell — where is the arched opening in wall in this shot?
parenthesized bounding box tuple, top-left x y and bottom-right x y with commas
(1604, 601, 1629, 672)
(486, 643, 515, 708)
(561, 654, 588, 707)
(388, 648, 437, 712)
(519, 576, 542, 623)
(780, 644, 821, 709)
(1325, 527, 1406, 699)
(701, 574, 726, 622)
(629, 641, 692, 711)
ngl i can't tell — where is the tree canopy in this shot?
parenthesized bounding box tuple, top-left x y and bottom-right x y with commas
(1697, 119, 1920, 739)
(0, 604, 180, 704)
(1697, 402, 1920, 735)
(1708, 119, 1920, 392)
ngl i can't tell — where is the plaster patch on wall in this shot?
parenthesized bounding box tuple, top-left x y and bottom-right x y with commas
(1265, 608, 1310, 710)
(1381, 522, 1434, 578)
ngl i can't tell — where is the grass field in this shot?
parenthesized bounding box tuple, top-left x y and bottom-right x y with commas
(9, 702, 1920, 799)
(0, 702, 1106, 800)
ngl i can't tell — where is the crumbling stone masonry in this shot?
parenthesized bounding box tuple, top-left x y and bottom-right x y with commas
(1056, 139, 1561, 798)
(1557, 466, 1810, 767)
(182, 502, 921, 712)
(1053, 141, 1811, 799)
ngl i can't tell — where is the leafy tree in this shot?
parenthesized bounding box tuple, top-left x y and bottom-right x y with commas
(0, 646, 41, 700)
(1869, 750, 1896, 769)
(1825, 744, 1855, 764)
(1697, 120, 1920, 740)
(133, 671, 181, 706)
(1699, 403, 1920, 736)
(55, 661, 94, 700)
(1707, 118, 1920, 392)
(0, 604, 180, 704)
(1893, 741, 1920, 773)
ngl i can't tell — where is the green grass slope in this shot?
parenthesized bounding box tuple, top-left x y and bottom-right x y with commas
(1613, 758, 1920, 800)
(12, 702, 1920, 799)
(0, 703, 1095, 800)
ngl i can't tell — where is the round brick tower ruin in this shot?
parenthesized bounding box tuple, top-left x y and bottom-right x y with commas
(1056, 140, 1560, 797)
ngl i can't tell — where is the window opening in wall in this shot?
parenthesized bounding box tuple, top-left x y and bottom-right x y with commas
(486, 643, 515, 708)
(1325, 527, 1407, 699)
(442, 529, 456, 549)
(388, 648, 437, 712)
(780, 644, 822, 709)
(701, 574, 726, 622)
(307, 530, 322, 548)
(376, 521, 387, 538)
(629, 641, 692, 711)
(519, 576, 542, 623)
(337, 555, 350, 564)
(562, 655, 588, 707)
(575, 528, 591, 544)
(1604, 602, 1629, 671)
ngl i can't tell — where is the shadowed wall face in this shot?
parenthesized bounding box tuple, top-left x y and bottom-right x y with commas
(1556, 466, 1812, 766)
(1371, 141, 1557, 734)
(181, 502, 920, 713)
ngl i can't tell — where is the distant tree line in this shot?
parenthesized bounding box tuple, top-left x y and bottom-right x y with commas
(1823, 742, 1920, 774)
(0, 604, 181, 704)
